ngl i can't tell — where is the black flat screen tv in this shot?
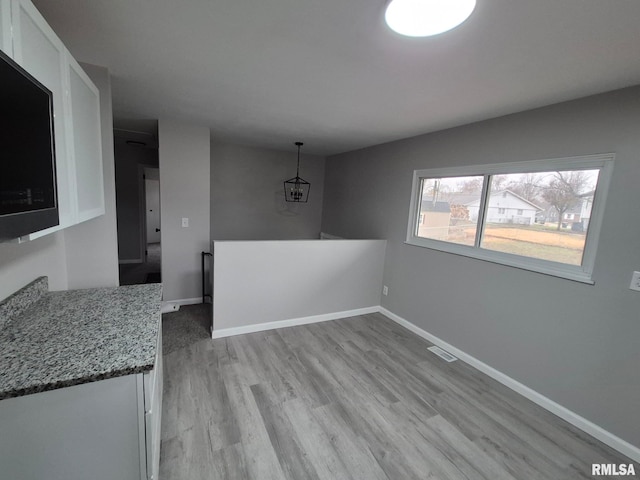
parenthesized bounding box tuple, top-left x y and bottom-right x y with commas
(0, 50, 58, 241)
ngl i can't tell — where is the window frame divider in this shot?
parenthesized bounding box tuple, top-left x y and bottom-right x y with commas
(474, 174, 491, 248)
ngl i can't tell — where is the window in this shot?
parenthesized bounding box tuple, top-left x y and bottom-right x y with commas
(407, 154, 614, 283)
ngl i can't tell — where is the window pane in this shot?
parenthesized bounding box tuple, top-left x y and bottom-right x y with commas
(480, 169, 600, 265)
(416, 176, 483, 246)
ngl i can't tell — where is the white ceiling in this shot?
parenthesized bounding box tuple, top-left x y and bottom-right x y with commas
(32, 0, 640, 156)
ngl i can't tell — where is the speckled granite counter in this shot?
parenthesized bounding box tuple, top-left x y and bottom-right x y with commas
(0, 282, 162, 400)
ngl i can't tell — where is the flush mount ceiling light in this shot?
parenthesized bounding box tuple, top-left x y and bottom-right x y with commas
(284, 142, 310, 203)
(385, 0, 476, 37)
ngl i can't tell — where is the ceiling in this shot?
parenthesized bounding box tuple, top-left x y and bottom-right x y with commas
(32, 0, 640, 156)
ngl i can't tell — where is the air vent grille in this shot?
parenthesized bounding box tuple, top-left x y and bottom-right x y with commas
(427, 345, 458, 362)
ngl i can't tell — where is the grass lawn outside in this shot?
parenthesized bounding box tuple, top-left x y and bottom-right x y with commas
(418, 222, 587, 265)
(480, 236, 584, 265)
(480, 224, 585, 265)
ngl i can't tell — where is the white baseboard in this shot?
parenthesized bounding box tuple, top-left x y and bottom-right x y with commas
(211, 306, 379, 339)
(319, 232, 344, 240)
(118, 258, 142, 265)
(378, 307, 640, 463)
(163, 297, 202, 308)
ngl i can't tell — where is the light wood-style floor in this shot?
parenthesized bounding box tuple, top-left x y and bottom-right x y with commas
(159, 313, 635, 480)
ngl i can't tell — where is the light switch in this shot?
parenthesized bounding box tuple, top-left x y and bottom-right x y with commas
(181, 217, 189, 228)
(630, 271, 640, 292)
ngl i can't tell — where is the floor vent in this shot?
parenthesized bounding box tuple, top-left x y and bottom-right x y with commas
(427, 346, 458, 362)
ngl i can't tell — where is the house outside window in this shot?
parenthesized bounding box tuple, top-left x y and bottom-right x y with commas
(407, 154, 614, 283)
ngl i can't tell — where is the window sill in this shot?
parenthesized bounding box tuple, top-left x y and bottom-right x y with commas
(404, 238, 595, 285)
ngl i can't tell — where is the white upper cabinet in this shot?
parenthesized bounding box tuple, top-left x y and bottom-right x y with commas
(0, 0, 11, 55)
(12, 0, 75, 237)
(10, 0, 104, 240)
(67, 55, 105, 222)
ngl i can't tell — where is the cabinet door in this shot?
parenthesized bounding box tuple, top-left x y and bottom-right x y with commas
(0, 375, 142, 480)
(143, 322, 163, 479)
(67, 55, 105, 222)
(11, 0, 76, 237)
(0, 0, 11, 55)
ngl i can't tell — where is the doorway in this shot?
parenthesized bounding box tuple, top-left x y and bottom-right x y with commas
(142, 167, 161, 284)
(114, 125, 160, 285)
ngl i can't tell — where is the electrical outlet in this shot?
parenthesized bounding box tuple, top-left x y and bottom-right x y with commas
(181, 217, 189, 228)
(630, 271, 640, 292)
(382, 285, 388, 296)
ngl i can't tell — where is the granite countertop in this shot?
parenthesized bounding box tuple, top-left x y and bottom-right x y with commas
(0, 282, 162, 400)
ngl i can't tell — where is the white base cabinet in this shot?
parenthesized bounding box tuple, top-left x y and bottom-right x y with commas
(0, 328, 163, 480)
(144, 325, 163, 480)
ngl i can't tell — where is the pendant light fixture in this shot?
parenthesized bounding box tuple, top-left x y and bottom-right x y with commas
(385, 0, 476, 37)
(284, 142, 310, 203)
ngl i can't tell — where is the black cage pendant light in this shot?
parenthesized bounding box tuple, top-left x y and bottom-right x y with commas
(284, 141, 310, 203)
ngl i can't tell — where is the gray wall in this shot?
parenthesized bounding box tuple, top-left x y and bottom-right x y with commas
(114, 138, 158, 262)
(0, 233, 68, 299)
(64, 64, 119, 289)
(321, 86, 640, 449)
(211, 142, 325, 240)
(159, 120, 210, 302)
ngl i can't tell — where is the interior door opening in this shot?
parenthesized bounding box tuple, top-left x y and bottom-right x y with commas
(114, 125, 160, 285)
(142, 167, 161, 284)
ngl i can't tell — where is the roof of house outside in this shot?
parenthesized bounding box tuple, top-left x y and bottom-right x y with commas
(437, 190, 546, 211)
(440, 193, 480, 206)
(458, 189, 543, 210)
(492, 190, 544, 210)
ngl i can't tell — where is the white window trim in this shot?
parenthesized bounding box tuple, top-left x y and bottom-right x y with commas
(405, 154, 615, 284)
